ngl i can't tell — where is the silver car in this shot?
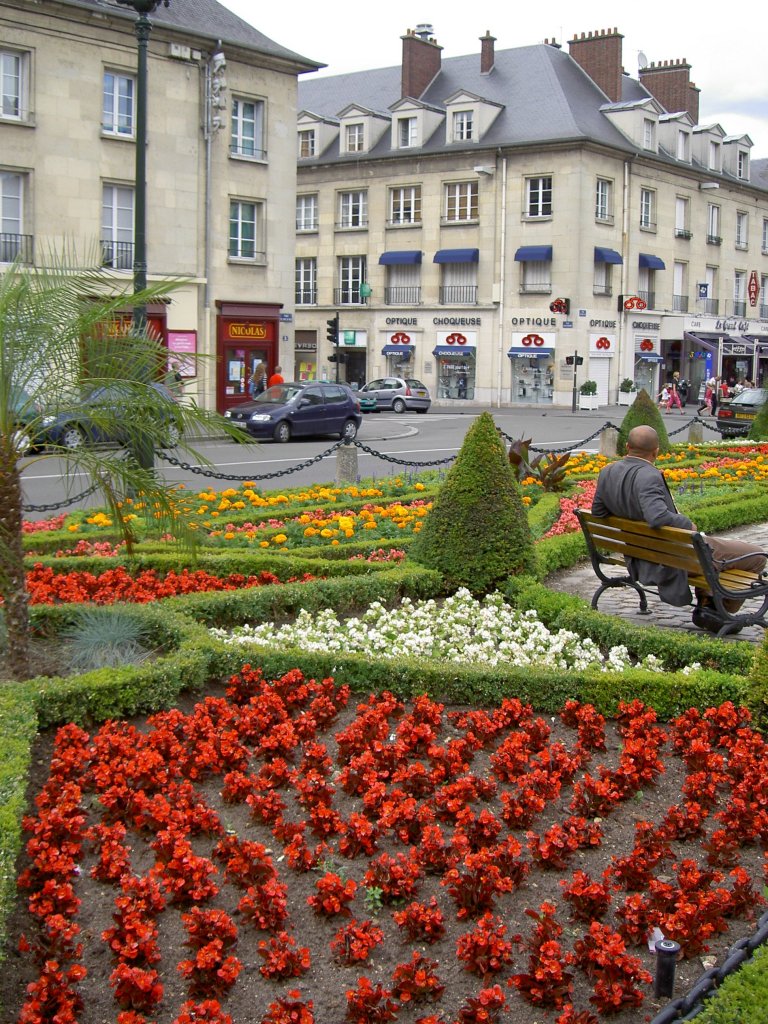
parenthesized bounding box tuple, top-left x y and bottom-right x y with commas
(358, 376, 431, 413)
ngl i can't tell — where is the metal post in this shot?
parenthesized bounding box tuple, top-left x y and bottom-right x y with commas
(571, 350, 579, 413)
(654, 938, 681, 999)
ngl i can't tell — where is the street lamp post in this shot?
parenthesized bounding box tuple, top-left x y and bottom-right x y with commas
(115, 0, 168, 472)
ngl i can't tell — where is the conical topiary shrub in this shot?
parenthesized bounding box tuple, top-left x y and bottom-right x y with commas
(409, 411, 535, 593)
(617, 388, 671, 455)
(747, 398, 768, 441)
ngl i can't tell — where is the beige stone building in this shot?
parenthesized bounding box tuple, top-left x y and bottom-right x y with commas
(1, 0, 318, 412)
(295, 26, 768, 408)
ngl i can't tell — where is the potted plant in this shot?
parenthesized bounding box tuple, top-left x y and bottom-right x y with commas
(578, 380, 599, 410)
(618, 378, 637, 406)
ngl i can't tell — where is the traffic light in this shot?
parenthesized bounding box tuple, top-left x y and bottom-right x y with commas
(328, 352, 346, 363)
(326, 314, 339, 346)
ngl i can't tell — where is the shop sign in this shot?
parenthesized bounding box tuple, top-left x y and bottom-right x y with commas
(509, 332, 556, 356)
(227, 322, 267, 340)
(635, 337, 658, 355)
(167, 330, 197, 377)
(387, 331, 413, 345)
(435, 331, 477, 346)
(295, 340, 317, 352)
(589, 333, 615, 355)
(622, 296, 647, 311)
(749, 271, 759, 306)
(386, 317, 418, 326)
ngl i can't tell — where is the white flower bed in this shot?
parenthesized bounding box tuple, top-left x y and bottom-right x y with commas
(211, 588, 694, 674)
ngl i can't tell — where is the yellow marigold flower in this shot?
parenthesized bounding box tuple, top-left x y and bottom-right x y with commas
(331, 539, 339, 545)
(320, 528, 335, 538)
(210, 511, 219, 517)
(344, 529, 354, 538)
(67, 524, 80, 533)
(221, 488, 237, 498)
(224, 532, 235, 540)
(522, 496, 532, 505)
(232, 501, 245, 509)
(218, 500, 231, 511)
(273, 534, 288, 544)
(304, 527, 318, 537)
(414, 482, 425, 490)
(197, 506, 208, 514)
(298, 514, 312, 524)
(338, 516, 354, 531)
(363, 521, 378, 530)
(259, 540, 270, 548)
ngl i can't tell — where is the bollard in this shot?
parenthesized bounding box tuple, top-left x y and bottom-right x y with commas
(688, 420, 703, 444)
(599, 425, 618, 457)
(654, 938, 681, 999)
(336, 442, 359, 484)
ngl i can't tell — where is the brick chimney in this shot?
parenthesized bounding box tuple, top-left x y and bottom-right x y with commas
(480, 30, 496, 74)
(568, 28, 624, 103)
(401, 26, 442, 99)
(639, 59, 700, 123)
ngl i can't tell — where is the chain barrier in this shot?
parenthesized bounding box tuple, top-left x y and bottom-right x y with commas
(22, 480, 100, 513)
(350, 440, 455, 468)
(155, 442, 346, 482)
(497, 422, 617, 455)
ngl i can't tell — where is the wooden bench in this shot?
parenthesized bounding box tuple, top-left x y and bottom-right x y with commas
(575, 508, 768, 637)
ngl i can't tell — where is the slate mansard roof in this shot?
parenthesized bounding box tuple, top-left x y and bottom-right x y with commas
(297, 42, 642, 160)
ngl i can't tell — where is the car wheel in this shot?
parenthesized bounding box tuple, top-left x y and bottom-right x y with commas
(392, 398, 406, 414)
(61, 425, 86, 450)
(340, 419, 358, 441)
(273, 421, 291, 443)
(11, 428, 32, 456)
(163, 422, 181, 448)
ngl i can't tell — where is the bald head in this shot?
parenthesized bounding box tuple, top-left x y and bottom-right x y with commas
(626, 425, 660, 460)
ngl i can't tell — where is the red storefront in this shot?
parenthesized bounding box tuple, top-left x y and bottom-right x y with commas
(216, 302, 280, 412)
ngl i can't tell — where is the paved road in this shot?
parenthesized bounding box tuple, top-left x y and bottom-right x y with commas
(20, 404, 723, 520)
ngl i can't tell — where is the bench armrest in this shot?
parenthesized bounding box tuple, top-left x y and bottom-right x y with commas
(714, 550, 768, 571)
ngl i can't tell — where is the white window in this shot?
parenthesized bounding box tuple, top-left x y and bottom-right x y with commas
(338, 256, 366, 304)
(452, 110, 473, 142)
(593, 261, 612, 295)
(736, 211, 748, 249)
(763, 218, 768, 254)
(704, 266, 718, 313)
(1, 49, 28, 120)
(707, 204, 721, 244)
(298, 129, 315, 158)
(638, 266, 655, 307)
(102, 70, 134, 136)
(676, 130, 690, 161)
(229, 199, 264, 260)
(673, 261, 688, 311)
(733, 270, 746, 315)
(737, 150, 749, 180)
(709, 141, 720, 171)
(643, 118, 656, 150)
(595, 178, 613, 222)
(1, 171, 26, 262)
(398, 117, 417, 149)
(520, 260, 551, 294)
(389, 185, 421, 225)
(444, 181, 478, 222)
(295, 194, 318, 232)
(231, 98, 265, 159)
(675, 196, 690, 237)
(338, 190, 367, 229)
(345, 122, 364, 153)
(385, 262, 421, 304)
(295, 258, 316, 304)
(525, 176, 552, 218)
(639, 188, 655, 230)
(440, 261, 477, 304)
(101, 184, 134, 269)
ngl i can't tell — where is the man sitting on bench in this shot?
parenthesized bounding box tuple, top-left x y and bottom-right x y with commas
(592, 425, 766, 633)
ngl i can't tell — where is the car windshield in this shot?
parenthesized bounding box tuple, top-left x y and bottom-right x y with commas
(405, 379, 427, 389)
(254, 385, 306, 405)
(732, 388, 768, 405)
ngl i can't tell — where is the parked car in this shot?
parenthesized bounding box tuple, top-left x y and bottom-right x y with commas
(358, 392, 378, 413)
(6, 386, 43, 455)
(40, 381, 182, 450)
(715, 387, 768, 437)
(223, 381, 362, 442)
(358, 377, 431, 413)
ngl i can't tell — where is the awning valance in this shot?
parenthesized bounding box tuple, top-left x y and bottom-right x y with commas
(683, 331, 719, 353)
(514, 245, 553, 262)
(378, 251, 422, 265)
(636, 354, 664, 363)
(594, 246, 623, 264)
(433, 345, 476, 356)
(433, 248, 479, 264)
(507, 347, 554, 357)
(381, 344, 415, 356)
(639, 253, 666, 270)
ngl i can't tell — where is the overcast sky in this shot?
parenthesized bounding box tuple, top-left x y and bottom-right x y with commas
(221, 0, 768, 159)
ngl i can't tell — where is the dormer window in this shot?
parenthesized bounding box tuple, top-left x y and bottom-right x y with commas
(298, 129, 316, 158)
(452, 110, 473, 142)
(643, 118, 656, 150)
(676, 130, 690, 161)
(398, 116, 417, 149)
(737, 150, 749, 180)
(345, 122, 364, 153)
(709, 141, 720, 171)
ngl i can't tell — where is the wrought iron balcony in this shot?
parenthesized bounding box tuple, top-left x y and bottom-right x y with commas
(0, 233, 34, 264)
(706, 234, 722, 246)
(101, 239, 134, 270)
(295, 289, 317, 305)
(439, 285, 478, 304)
(384, 286, 421, 305)
(673, 294, 689, 312)
(702, 298, 719, 314)
(334, 288, 368, 305)
(675, 228, 693, 239)
(733, 301, 747, 316)
(637, 290, 655, 308)
(592, 284, 612, 296)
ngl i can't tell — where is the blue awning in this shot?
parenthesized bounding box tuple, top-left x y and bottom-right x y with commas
(381, 345, 415, 356)
(433, 248, 479, 264)
(594, 246, 623, 265)
(636, 354, 664, 363)
(639, 253, 666, 270)
(378, 251, 422, 265)
(433, 345, 476, 356)
(514, 245, 553, 262)
(507, 347, 554, 357)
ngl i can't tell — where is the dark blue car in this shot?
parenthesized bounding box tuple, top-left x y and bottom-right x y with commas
(40, 382, 182, 450)
(224, 381, 362, 443)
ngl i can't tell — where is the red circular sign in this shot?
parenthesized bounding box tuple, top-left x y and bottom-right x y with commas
(521, 333, 545, 347)
(445, 332, 467, 345)
(640, 338, 654, 352)
(623, 296, 647, 311)
(390, 332, 411, 344)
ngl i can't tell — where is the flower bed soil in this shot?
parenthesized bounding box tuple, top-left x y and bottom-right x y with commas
(3, 670, 767, 1024)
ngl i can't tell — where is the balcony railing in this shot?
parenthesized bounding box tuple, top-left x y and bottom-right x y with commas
(334, 289, 368, 305)
(335, 219, 368, 230)
(637, 290, 655, 309)
(707, 234, 722, 246)
(101, 239, 134, 270)
(701, 298, 719, 314)
(733, 300, 747, 316)
(384, 286, 421, 305)
(0, 233, 34, 264)
(675, 228, 693, 239)
(519, 283, 552, 296)
(760, 304, 768, 319)
(592, 284, 612, 296)
(439, 285, 478, 304)
(295, 290, 317, 305)
(673, 294, 689, 312)
(230, 142, 267, 160)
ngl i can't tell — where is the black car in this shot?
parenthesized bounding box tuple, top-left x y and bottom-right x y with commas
(40, 381, 182, 449)
(716, 388, 768, 437)
(224, 381, 362, 443)
(6, 386, 42, 456)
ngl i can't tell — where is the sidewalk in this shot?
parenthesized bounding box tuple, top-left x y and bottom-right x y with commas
(545, 522, 768, 645)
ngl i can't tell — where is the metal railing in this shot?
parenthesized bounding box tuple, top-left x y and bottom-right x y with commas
(439, 285, 478, 304)
(673, 294, 689, 312)
(295, 289, 317, 305)
(0, 232, 34, 264)
(334, 289, 368, 305)
(384, 286, 421, 304)
(101, 239, 134, 270)
(638, 290, 655, 309)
